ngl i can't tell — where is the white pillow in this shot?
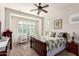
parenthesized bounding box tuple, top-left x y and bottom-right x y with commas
(55, 33, 59, 37)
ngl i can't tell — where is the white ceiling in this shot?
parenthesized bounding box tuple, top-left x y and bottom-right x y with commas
(0, 3, 79, 16)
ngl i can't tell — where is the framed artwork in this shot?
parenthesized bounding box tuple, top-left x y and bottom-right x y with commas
(54, 19, 62, 29)
(69, 14, 79, 24)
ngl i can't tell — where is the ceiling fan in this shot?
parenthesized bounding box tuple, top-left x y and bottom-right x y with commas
(30, 3, 49, 15)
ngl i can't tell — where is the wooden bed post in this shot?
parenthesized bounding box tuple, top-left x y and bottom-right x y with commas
(30, 37, 47, 56)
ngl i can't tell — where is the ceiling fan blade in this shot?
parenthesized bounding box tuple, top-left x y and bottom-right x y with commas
(42, 5, 49, 8)
(41, 9, 48, 13)
(39, 3, 41, 6)
(30, 9, 38, 11)
(37, 10, 41, 15)
(34, 4, 38, 7)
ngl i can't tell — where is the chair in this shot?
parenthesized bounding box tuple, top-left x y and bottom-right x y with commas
(18, 34, 29, 43)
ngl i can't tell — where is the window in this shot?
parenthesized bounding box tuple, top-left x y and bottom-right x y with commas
(18, 21, 36, 36)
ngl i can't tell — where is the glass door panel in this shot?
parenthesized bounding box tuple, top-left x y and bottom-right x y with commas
(18, 21, 37, 37)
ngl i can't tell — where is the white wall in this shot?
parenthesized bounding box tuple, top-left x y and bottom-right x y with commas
(0, 3, 79, 35)
(50, 4, 79, 34)
(0, 6, 5, 33)
(5, 8, 44, 38)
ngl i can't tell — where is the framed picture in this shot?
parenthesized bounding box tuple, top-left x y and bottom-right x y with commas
(54, 19, 62, 29)
(69, 14, 79, 24)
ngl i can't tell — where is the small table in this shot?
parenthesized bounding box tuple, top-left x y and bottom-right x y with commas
(66, 41, 79, 56)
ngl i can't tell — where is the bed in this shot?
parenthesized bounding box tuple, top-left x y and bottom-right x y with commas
(30, 33, 68, 56)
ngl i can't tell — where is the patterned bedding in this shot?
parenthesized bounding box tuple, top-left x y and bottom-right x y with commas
(40, 36, 67, 52)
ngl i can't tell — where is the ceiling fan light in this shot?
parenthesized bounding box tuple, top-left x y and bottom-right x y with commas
(30, 3, 49, 15)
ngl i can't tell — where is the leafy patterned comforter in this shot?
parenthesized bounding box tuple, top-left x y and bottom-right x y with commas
(40, 36, 66, 52)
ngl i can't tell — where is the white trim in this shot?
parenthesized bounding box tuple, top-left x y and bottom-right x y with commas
(10, 14, 12, 30)
(5, 7, 44, 35)
(10, 13, 42, 21)
(9, 13, 43, 35)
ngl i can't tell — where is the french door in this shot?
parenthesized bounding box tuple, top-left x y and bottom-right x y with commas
(18, 21, 36, 38)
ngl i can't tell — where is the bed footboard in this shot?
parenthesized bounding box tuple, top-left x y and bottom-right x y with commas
(30, 37, 47, 56)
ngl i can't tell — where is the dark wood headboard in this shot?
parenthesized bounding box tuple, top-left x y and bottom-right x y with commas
(63, 33, 68, 39)
(2, 30, 12, 49)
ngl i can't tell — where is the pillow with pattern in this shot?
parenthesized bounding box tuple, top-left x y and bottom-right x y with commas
(50, 32, 56, 37)
(58, 33, 63, 37)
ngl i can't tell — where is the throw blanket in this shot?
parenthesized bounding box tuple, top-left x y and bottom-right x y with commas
(45, 37, 66, 52)
(39, 36, 66, 52)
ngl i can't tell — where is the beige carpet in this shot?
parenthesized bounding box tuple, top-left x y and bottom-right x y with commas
(10, 41, 75, 56)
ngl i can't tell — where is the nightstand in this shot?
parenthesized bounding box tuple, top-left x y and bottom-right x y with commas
(66, 41, 79, 56)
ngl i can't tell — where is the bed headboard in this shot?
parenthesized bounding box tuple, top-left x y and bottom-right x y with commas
(2, 30, 12, 49)
(63, 33, 68, 39)
(49, 32, 68, 39)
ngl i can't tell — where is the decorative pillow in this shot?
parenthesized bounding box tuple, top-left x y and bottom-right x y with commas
(55, 33, 59, 37)
(45, 31, 49, 36)
(58, 33, 63, 37)
(50, 32, 56, 37)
